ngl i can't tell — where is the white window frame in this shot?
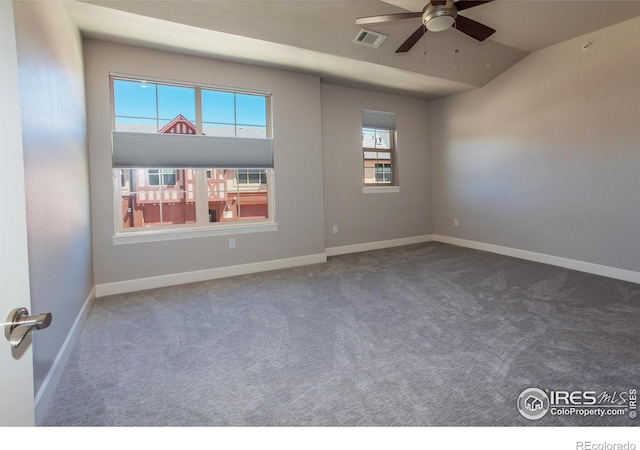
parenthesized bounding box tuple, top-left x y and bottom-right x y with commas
(362, 127, 400, 194)
(110, 74, 277, 244)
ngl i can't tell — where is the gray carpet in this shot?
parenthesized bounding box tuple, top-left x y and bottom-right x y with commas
(40, 242, 640, 426)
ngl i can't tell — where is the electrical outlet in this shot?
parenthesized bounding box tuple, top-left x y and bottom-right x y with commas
(453, 219, 459, 227)
(229, 238, 236, 249)
(333, 225, 338, 234)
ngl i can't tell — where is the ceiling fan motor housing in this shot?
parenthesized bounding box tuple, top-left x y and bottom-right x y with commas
(423, 0, 458, 32)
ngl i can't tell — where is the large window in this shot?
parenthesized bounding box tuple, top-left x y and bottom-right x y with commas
(362, 110, 396, 187)
(111, 76, 274, 239)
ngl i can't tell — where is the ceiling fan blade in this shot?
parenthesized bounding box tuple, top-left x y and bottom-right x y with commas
(356, 12, 422, 25)
(454, 0, 495, 12)
(396, 25, 427, 53)
(454, 15, 495, 41)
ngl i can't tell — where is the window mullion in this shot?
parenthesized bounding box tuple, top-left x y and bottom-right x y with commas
(195, 87, 203, 135)
(195, 169, 209, 225)
(155, 84, 159, 132)
(233, 93, 238, 137)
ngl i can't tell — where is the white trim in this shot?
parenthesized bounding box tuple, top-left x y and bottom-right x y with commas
(113, 222, 278, 245)
(362, 186, 400, 194)
(433, 235, 640, 285)
(326, 234, 434, 257)
(34, 286, 96, 425)
(95, 253, 327, 297)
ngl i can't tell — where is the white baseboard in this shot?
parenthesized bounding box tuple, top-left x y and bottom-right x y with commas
(95, 253, 328, 297)
(34, 286, 95, 425)
(433, 235, 640, 284)
(326, 234, 435, 257)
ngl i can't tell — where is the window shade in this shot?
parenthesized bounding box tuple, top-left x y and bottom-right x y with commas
(112, 132, 273, 169)
(362, 110, 396, 130)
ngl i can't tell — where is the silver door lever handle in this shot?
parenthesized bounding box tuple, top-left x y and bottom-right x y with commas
(4, 307, 52, 348)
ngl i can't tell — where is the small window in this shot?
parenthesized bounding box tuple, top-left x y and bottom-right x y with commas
(148, 169, 177, 186)
(237, 169, 267, 184)
(362, 110, 396, 187)
(363, 127, 395, 185)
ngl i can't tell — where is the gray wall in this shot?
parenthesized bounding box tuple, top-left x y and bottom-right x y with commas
(321, 84, 432, 248)
(13, 1, 94, 394)
(430, 16, 640, 273)
(84, 40, 326, 284)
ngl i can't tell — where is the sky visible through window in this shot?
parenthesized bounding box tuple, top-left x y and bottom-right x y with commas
(113, 79, 267, 135)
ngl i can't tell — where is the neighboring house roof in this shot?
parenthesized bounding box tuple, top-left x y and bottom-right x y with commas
(159, 114, 196, 135)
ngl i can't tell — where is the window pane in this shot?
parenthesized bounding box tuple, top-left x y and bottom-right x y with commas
(206, 169, 227, 205)
(364, 167, 376, 184)
(204, 168, 270, 223)
(362, 128, 376, 148)
(148, 169, 160, 186)
(207, 169, 237, 222)
(364, 151, 377, 160)
(202, 90, 235, 124)
(113, 80, 157, 119)
(157, 85, 195, 122)
(236, 94, 266, 127)
(377, 152, 391, 160)
(238, 178, 269, 220)
(375, 130, 391, 149)
(162, 170, 176, 186)
(119, 169, 196, 229)
(248, 169, 260, 184)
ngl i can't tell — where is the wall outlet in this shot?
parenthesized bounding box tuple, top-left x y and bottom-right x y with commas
(332, 225, 338, 234)
(229, 238, 236, 249)
(453, 219, 459, 227)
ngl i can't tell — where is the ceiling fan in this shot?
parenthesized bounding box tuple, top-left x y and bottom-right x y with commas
(356, 0, 496, 53)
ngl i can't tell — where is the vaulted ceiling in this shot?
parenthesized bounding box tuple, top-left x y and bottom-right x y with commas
(68, 0, 640, 99)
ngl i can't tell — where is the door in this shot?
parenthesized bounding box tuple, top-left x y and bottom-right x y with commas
(0, 1, 36, 427)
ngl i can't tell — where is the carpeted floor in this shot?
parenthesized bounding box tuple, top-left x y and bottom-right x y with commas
(40, 242, 640, 426)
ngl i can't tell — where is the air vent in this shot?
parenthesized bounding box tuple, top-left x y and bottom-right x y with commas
(353, 29, 387, 48)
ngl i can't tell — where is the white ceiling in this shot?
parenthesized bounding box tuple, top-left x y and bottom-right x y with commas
(68, 0, 640, 99)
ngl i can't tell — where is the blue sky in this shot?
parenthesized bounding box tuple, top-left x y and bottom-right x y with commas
(113, 79, 267, 127)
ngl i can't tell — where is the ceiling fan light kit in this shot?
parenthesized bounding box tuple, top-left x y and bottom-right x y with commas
(355, 0, 496, 53)
(424, 0, 457, 32)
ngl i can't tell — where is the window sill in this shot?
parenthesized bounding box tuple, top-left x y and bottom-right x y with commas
(363, 186, 400, 194)
(113, 222, 278, 245)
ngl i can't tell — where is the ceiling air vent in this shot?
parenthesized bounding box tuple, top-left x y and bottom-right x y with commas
(353, 29, 387, 48)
